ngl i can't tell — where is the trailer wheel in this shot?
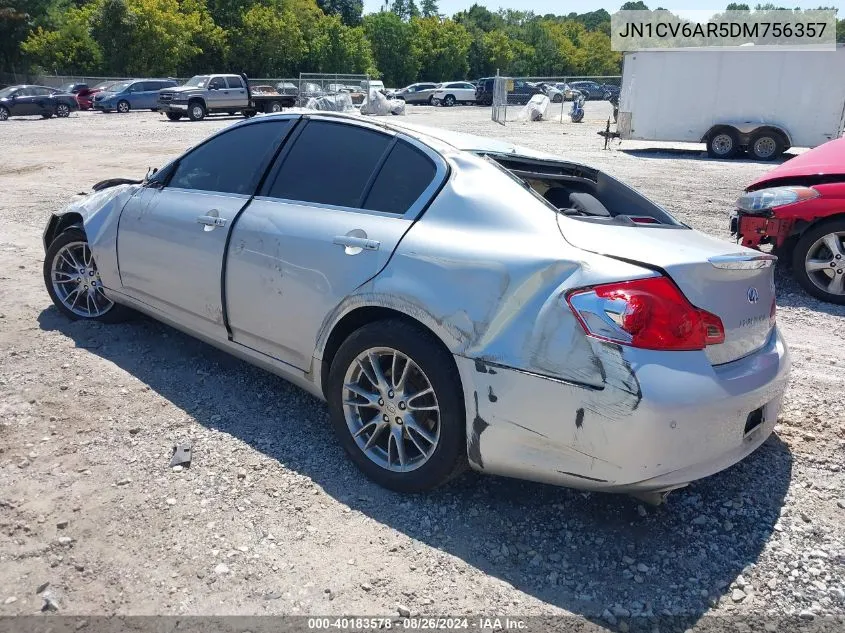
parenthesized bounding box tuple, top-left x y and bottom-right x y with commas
(749, 131, 784, 161)
(266, 101, 282, 113)
(706, 128, 739, 159)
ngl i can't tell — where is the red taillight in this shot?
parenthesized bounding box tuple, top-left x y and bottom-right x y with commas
(566, 276, 725, 351)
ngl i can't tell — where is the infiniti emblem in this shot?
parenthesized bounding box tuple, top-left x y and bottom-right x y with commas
(747, 287, 760, 303)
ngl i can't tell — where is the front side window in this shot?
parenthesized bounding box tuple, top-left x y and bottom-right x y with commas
(168, 120, 293, 195)
(208, 77, 226, 90)
(268, 121, 392, 208)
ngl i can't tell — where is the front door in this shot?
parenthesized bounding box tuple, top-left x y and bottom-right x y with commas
(11, 88, 40, 116)
(206, 76, 229, 111)
(225, 118, 445, 370)
(116, 118, 295, 337)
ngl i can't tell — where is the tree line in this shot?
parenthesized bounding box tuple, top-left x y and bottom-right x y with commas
(1, 0, 843, 86)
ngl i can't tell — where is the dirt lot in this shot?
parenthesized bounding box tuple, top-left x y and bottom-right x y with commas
(0, 102, 843, 628)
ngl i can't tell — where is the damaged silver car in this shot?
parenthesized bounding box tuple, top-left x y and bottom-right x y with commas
(42, 113, 790, 499)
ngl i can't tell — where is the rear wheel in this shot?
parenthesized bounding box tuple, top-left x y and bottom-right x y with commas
(188, 101, 205, 121)
(266, 101, 282, 113)
(0, 106, 8, 121)
(327, 320, 467, 493)
(792, 218, 845, 305)
(166, 112, 182, 121)
(707, 128, 739, 159)
(749, 131, 784, 161)
(44, 229, 132, 322)
(116, 100, 130, 114)
(56, 103, 71, 118)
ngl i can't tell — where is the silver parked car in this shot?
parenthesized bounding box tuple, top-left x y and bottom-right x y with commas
(391, 82, 439, 105)
(42, 113, 790, 498)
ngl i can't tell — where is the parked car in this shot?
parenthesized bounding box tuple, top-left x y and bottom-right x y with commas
(554, 83, 578, 101)
(93, 79, 179, 113)
(0, 85, 78, 120)
(276, 82, 299, 96)
(391, 83, 439, 105)
(432, 82, 476, 106)
(159, 74, 297, 120)
(732, 136, 845, 304)
(568, 81, 605, 100)
(535, 82, 565, 103)
(475, 78, 544, 106)
(42, 112, 790, 499)
(58, 83, 98, 110)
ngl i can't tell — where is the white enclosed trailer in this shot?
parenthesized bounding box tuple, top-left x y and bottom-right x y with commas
(617, 45, 845, 159)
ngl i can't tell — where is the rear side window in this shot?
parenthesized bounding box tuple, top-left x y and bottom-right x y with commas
(169, 120, 293, 195)
(363, 141, 436, 214)
(226, 77, 244, 89)
(268, 121, 391, 208)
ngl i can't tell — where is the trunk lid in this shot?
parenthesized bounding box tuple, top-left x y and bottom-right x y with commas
(558, 217, 776, 365)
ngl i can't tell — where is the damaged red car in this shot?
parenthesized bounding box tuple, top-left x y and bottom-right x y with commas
(733, 136, 845, 304)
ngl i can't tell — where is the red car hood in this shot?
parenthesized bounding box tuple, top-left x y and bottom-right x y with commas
(749, 136, 845, 189)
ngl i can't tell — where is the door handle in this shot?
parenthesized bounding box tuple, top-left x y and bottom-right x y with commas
(333, 236, 380, 251)
(197, 215, 227, 227)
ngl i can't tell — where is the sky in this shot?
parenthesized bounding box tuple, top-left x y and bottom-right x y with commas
(361, 0, 845, 17)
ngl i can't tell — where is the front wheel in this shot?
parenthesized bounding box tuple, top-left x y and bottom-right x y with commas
(43, 229, 132, 322)
(188, 102, 206, 121)
(571, 110, 584, 123)
(116, 100, 130, 114)
(166, 112, 182, 121)
(327, 320, 467, 493)
(792, 218, 845, 305)
(443, 95, 456, 107)
(242, 110, 256, 118)
(706, 128, 739, 159)
(0, 106, 9, 121)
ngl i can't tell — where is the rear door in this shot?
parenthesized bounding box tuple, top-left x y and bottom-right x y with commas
(225, 117, 448, 369)
(116, 118, 294, 337)
(225, 76, 247, 109)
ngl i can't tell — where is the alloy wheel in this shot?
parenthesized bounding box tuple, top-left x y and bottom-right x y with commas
(342, 347, 441, 473)
(50, 241, 113, 318)
(804, 231, 845, 296)
(56, 104, 70, 117)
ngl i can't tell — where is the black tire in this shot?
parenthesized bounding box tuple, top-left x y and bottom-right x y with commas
(427, 95, 434, 105)
(242, 110, 256, 118)
(792, 217, 845, 305)
(55, 103, 71, 118)
(116, 100, 130, 114)
(443, 94, 456, 107)
(43, 229, 133, 323)
(228, 111, 237, 116)
(0, 106, 9, 121)
(41, 113, 53, 119)
(749, 131, 785, 161)
(327, 319, 468, 493)
(571, 110, 584, 123)
(166, 112, 182, 121)
(552, 94, 563, 103)
(706, 127, 740, 159)
(188, 101, 206, 121)
(266, 101, 282, 113)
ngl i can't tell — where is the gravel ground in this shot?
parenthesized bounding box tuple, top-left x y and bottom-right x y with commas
(0, 102, 843, 630)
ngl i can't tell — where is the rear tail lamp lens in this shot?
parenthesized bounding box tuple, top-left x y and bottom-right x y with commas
(566, 276, 725, 351)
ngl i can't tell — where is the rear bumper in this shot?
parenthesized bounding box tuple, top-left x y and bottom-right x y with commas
(457, 329, 790, 493)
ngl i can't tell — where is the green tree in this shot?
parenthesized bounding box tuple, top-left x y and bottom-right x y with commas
(316, 0, 363, 26)
(21, 3, 103, 73)
(310, 13, 376, 74)
(481, 29, 514, 75)
(620, 1, 649, 9)
(363, 10, 418, 85)
(231, 4, 306, 77)
(411, 16, 471, 80)
(726, 3, 751, 9)
(420, 0, 437, 18)
(453, 3, 502, 32)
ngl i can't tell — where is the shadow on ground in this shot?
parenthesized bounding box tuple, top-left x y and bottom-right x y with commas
(621, 147, 797, 165)
(775, 265, 845, 316)
(39, 308, 793, 629)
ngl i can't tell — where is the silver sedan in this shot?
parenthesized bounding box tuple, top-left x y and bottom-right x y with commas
(42, 113, 790, 499)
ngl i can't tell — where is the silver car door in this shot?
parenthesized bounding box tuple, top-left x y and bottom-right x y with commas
(225, 76, 247, 108)
(116, 118, 295, 337)
(225, 118, 447, 370)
